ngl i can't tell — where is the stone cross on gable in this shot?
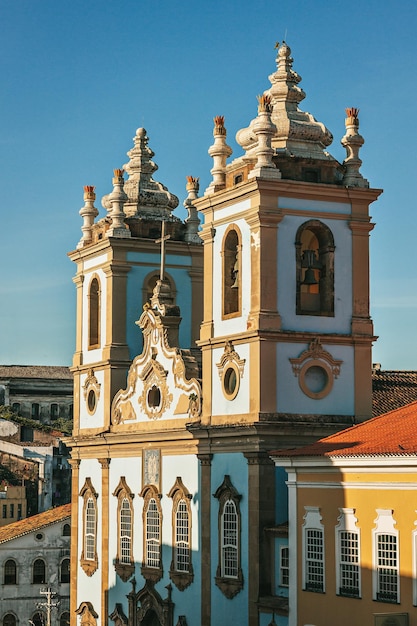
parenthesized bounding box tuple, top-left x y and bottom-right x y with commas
(155, 220, 171, 280)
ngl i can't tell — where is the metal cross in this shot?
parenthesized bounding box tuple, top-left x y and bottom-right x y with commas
(155, 220, 171, 280)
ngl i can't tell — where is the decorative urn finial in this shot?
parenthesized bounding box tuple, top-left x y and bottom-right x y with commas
(205, 115, 232, 195)
(77, 185, 98, 248)
(341, 107, 368, 188)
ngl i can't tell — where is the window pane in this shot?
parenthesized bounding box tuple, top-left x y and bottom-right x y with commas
(221, 500, 238, 578)
(377, 534, 398, 602)
(146, 499, 160, 568)
(305, 529, 324, 592)
(33, 559, 46, 584)
(339, 531, 359, 597)
(4, 559, 16, 584)
(85, 498, 96, 560)
(175, 499, 189, 572)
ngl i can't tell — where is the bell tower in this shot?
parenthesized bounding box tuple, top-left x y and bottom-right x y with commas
(196, 42, 381, 433)
(68, 127, 203, 437)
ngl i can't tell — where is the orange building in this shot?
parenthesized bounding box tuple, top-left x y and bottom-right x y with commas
(273, 402, 417, 626)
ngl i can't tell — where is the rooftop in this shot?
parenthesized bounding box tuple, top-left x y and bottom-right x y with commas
(0, 503, 71, 543)
(372, 369, 417, 416)
(0, 365, 72, 380)
(274, 400, 417, 459)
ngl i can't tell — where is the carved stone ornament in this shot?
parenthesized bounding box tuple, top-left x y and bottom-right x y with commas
(289, 338, 343, 400)
(75, 602, 98, 626)
(216, 341, 245, 401)
(112, 305, 201, 425)
(82, 368, 101, 415)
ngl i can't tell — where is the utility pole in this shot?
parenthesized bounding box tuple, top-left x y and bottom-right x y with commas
(38, 588, 59, 626)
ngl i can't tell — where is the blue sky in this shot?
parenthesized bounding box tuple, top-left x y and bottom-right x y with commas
(0, 0, 416, 369)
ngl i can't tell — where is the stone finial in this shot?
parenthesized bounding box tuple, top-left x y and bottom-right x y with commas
(77, 185, 98, 248)
(248, 95, 281, 180)
(341, 107, 368, 188)
(236, 41, 334, 161)
(102, 127, 179, 220)
(106, 168, 131, 238)
(205, 116, 232, 195)
(184, 176, 201, 243)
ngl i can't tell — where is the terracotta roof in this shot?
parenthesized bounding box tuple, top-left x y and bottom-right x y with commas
(274, 400, 417, 458)
(0, 503, 71, 543)
(0, 365, 72, 380)
(372, 370, 417, 416)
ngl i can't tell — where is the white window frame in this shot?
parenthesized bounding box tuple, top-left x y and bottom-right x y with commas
(372, 509, 399, 603)
(221, 499, 239, 578)
(175, 498, 190, 573)
(120, 497, 132, 564)
(279, 545, 289, 587)
(85, 497, 96, 561)
(302, 506, 325, 593)
(335, 508, 360, 598)
(146, 498, 160, 568)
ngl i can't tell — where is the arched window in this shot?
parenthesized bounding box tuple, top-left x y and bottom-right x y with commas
(11, 403, 20, 414)
(295, 220, 335, 316)
(79, 477, 98, 576)
(50, 403, 59, 419)
(32, 558, 46, 584)
(222, 227, 242, 318)
(3, 614, 17, 626)
(62, 523, 71, 537)
(88, 276, 100, 349)
(31, 403, 40, 419)
(168, 477, 193, 590)
(60, 558, 70, 583)
(214, 475, 243, 598)
(4, 559, 17, 584)
(113, 477, 134, 581)
(140, 484, 162, 583)
(32, 612, 45, 626)
(59, 612, 70, 626)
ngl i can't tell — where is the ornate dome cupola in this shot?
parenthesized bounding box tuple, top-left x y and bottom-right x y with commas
(235, 42, 342, 184)
(102, 127, 179, 221)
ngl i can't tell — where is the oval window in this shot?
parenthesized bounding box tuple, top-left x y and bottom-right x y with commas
(147, 385, 161, 408)
(87, 389, 96, 413)
(222, 365, 240, 400)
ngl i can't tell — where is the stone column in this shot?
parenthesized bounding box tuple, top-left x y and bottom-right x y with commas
(198, 454, 213, 626)
(244, 451, 276, 626)
(68, 458, 80, 626)
(99, 458, 111, 626)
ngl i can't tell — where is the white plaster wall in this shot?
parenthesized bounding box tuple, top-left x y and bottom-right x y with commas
(211, 342, 250, 416)
(77, 459, 102, 610)
(278, 196, 351, 215)
(212, 214, 252, 337)
(78, 368, 106, 429)
(277, 342, 355, 415)
(82, 266, 107, 364)
(277, 214, 353, 334)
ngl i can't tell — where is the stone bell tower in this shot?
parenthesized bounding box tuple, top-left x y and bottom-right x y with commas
(68, 127, 203, 438)
(196, 42, 381, 433)
(191, 42, 381, 626)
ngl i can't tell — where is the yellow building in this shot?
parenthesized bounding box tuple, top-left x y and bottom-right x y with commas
(273, 401, 417, 626)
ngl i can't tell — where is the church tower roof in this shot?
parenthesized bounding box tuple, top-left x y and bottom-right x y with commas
(236, 42, 333, 161)
(102, 127, 180, 221)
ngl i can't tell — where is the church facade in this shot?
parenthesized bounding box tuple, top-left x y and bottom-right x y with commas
(67, 42, 381, 626)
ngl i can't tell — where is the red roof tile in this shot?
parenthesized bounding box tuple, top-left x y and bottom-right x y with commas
(0, 503, 71, 543)
(274, 401, 417, 458)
